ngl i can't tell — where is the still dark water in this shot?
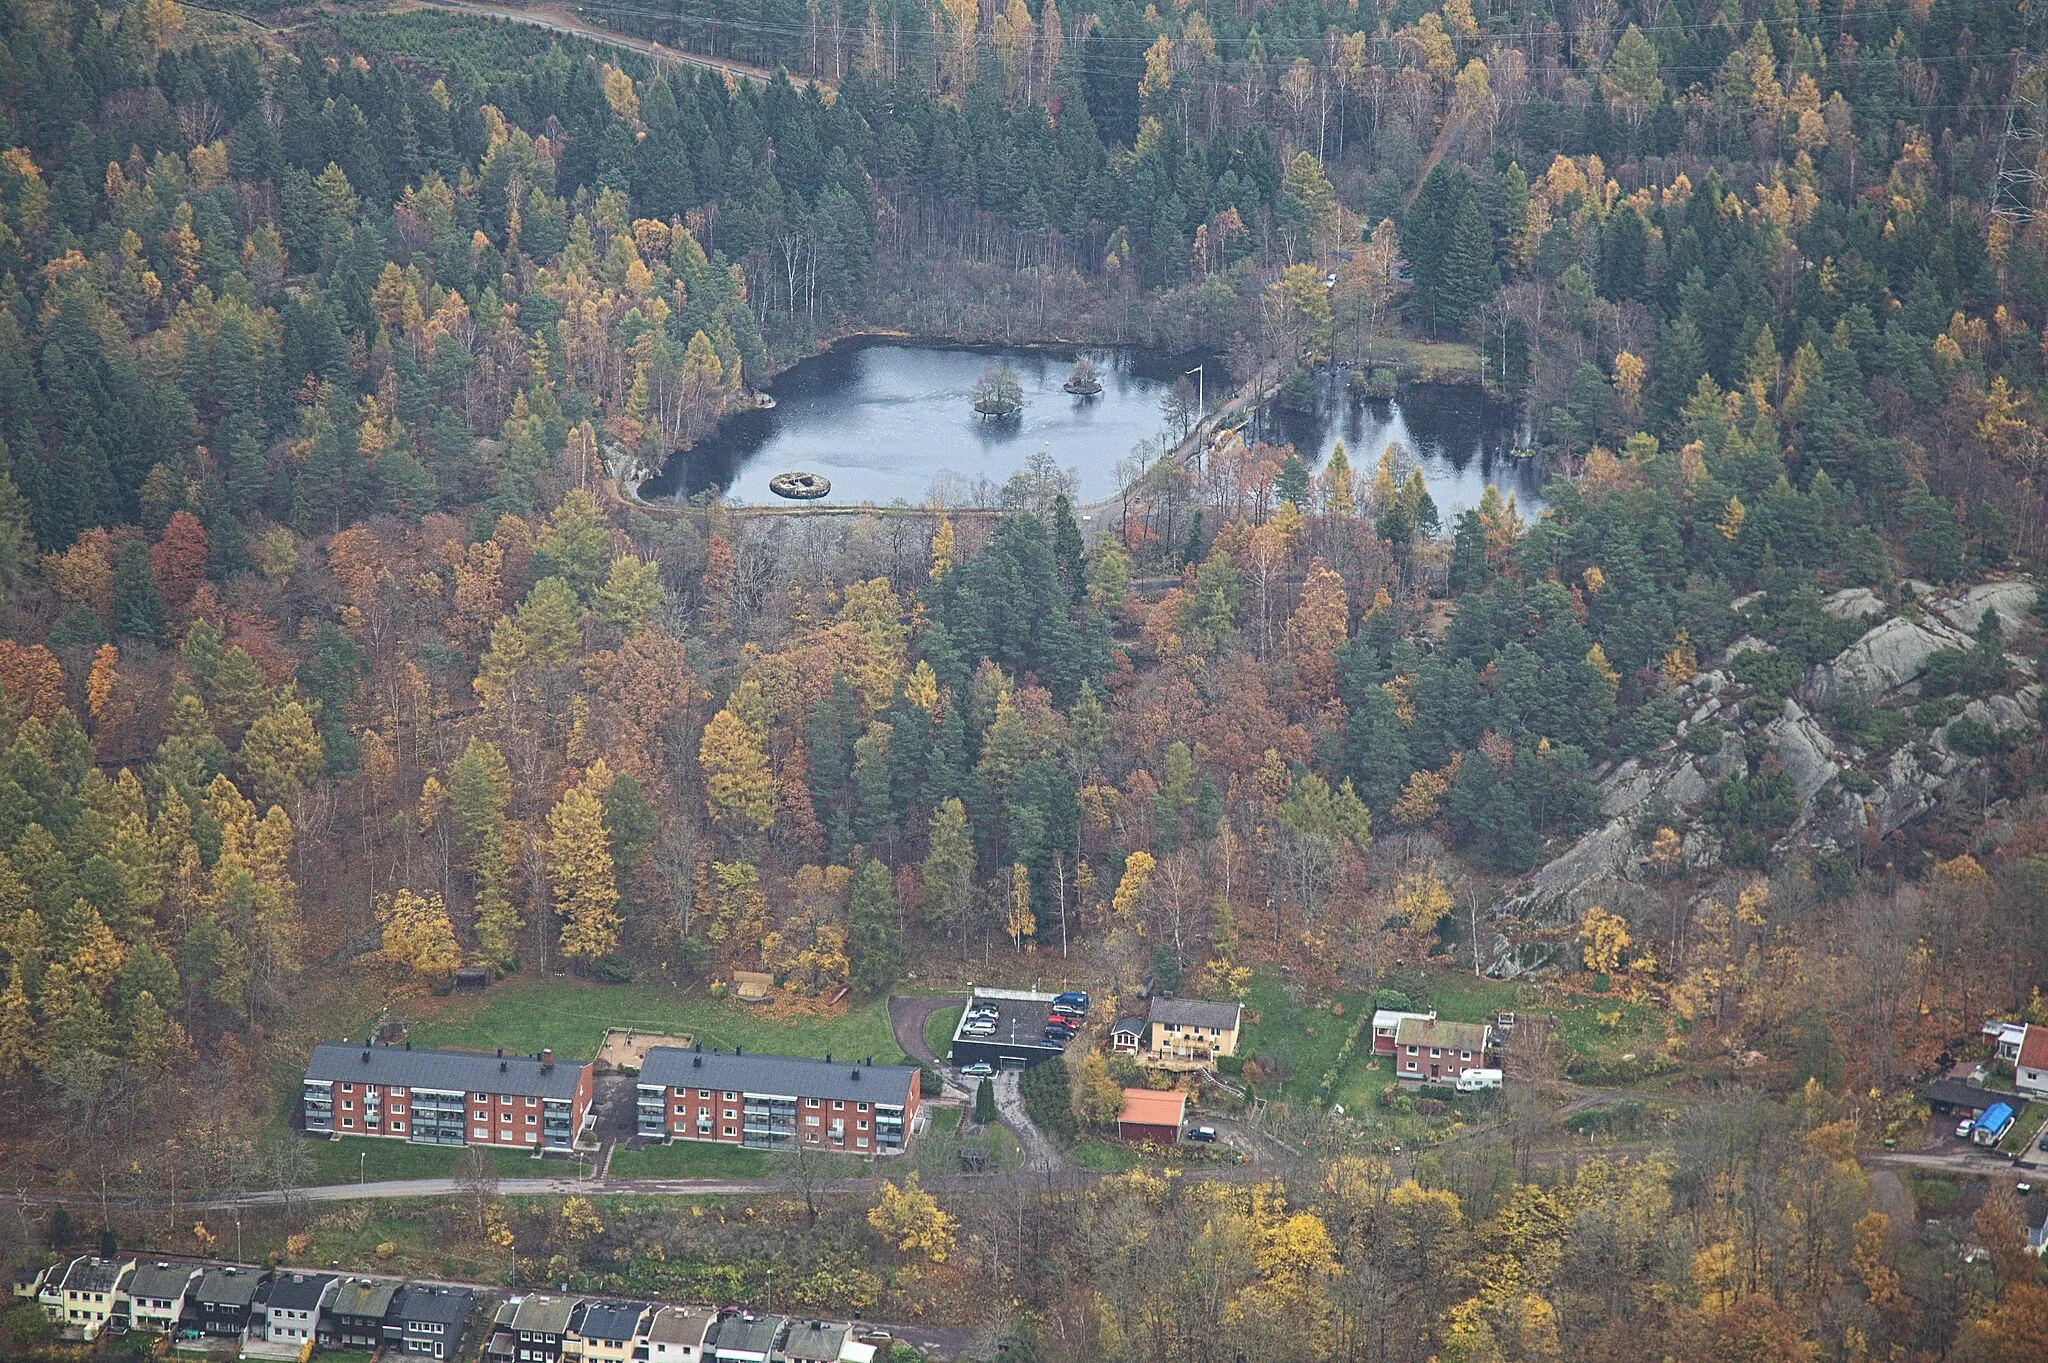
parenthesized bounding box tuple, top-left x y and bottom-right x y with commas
(645, 339, 1536, 515)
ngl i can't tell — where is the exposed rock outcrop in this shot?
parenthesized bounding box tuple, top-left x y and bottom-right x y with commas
(1490, 577, 2041, 975)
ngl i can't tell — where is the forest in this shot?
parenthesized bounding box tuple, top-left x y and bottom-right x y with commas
(1, 0, 2048, 1359)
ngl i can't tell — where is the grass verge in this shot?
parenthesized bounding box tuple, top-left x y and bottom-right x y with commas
(299, 1137, 542, 1186)
(606, 1141, 771, 1178)
(924, 1006, 964, 1063)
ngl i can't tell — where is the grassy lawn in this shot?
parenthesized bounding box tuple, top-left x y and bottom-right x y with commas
(910, 1104, 1023, 1176)
(1071, 1138, 1142, 1172)
(1235, 971, 1371, 1102)
(299, 1137, 542, 1186)
(1996, 1101, 2042, 1155)
(924, 1005, 964, 1063)
(607, 1141, 771, 1178)
(406, 975, 900, 1062)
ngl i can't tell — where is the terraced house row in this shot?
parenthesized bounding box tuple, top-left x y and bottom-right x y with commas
(483, 1295, 886, 1363)
(13, 1258, 472, 1357)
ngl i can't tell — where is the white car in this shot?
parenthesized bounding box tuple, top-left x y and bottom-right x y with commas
(959, 1062, 994, 1077)
(1956, 1118, 1976, 1139)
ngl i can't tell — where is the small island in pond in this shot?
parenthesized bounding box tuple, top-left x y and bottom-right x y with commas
(1064, 355, 1103, 396)
(768, 470, 831, 499)
(972, 362, 1025, 417)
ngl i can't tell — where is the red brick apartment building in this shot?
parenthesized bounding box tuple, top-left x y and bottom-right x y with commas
(303, 1042, 594, 1152)
(636, 1047, 920, 1154)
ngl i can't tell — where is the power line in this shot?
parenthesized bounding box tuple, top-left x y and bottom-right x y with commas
(1993, 0, 2048, 221)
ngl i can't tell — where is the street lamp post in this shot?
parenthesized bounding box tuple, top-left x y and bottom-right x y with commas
(360, 1150, 366, 1187)
(1185, 365, 1205, 423)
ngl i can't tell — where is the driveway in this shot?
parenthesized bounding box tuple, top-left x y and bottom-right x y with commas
(889, 993, 967, 1068)
(991, 1069, 1065, 1173)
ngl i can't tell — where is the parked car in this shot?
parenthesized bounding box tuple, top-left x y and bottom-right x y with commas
(1054, 991, 1090, 1008)
(1956, 1118, 1976, 1139)
(1050, 1002, 1086, 1019)
(960, 1062, 994, 1077)
(1186, 1126, 1218, 1143)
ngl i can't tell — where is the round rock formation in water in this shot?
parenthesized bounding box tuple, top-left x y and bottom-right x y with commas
(768, 470, 831, 499)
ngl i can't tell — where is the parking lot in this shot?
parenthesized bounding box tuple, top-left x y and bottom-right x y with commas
(949, 988, 1083, 1070)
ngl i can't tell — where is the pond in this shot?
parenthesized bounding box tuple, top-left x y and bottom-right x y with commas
(643, 339, 1538, 516)
(1250, 368, 1545, 519)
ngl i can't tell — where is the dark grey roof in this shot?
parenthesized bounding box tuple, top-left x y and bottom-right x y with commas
(61, 1258, 128, 1294)
(641, 1048, 918, 1106)
(124, 1263, 200, 1301)
(711, 1314, 789, 1357)
(306, 1042, 587, 1099)
(570, 1300, 651, 1342)
(1922, 1079, 2008, 1110)
(1147, 998, 1242, 1030)
(264, 1272, 336, 1314)
(1110, 1017, 1145, 1036)
(193, 1267, 265, 1308)
(783, 1320, 849, 1360)
(330, 1279, 398, 1319)
(389, 1285, 474, 1328)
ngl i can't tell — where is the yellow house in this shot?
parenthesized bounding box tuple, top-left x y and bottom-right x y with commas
(563, 1299, 652, 1363)
(46, 1256, 134, 1341)
(1112, 998, 1242, 1071)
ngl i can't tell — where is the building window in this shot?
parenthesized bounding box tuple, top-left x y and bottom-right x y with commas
(858, 1103, 869, 1112)
(342, 1118, 354, 1128)
(806, 1115, 820, 1127)
(857, 1137, 869, 1148)
(527, 1113, 537, 1124)
(723, 1109, 736, 1120)
(527, 1097, 536, 1106)
(473, 1127, 489, 1139)
(698, 1089, 711, 1099)
(805, 1098, 820, 1107)
(857, 1120, 868, 1131)
(833, 1100, 844, 1110)
(723, 1126, 735, 1137)
(392, 1122, 405, 1132)
(724, 1091, 737, 1100)
(341, 1100, 353, 1111)
(526, 1132, 537, 1143)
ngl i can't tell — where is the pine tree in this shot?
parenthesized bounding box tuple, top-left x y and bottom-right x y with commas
(846, 857, 902, 992)
(111, 539, 167, 642)
(1435, 195, 1501, 328)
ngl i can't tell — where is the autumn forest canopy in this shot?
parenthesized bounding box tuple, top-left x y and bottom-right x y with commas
(5, 0, 2048, 1358)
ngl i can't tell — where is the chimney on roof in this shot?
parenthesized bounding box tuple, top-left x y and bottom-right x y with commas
(404, 1040, 411, 1050)
(361, 1049, 371, 1063)
(851, 1068, 861, 1081)
(692, 1055, 702, 1068)
(825, 1053, 830, 1063)
(541, 1048, 553, 1070)
(497, 1047, 503, 1057)
(735, 1045, 742, 1055)
(500, 1060, 508, 1073)
(693, 1040, 702, 1052)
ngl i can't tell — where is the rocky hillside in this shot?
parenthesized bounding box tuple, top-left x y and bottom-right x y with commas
(1492, 579, 2043, 974)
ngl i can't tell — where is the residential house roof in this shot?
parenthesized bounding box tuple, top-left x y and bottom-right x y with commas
(640, 1048, 918, 1106)
(264, 1272, 336, 1314)
(1118, 1088, 1188, 1128)
(2025, 1191, 2048, 1253)
(305, 1041, 587, 1099)
(570, 1300, 652, 1343)
(1110, 1017, 1144, 1038)
(711, 1313, 789, 1358)
(124, 1263, 199, 1302)
(646, 1306, 717, 1347)
(1921, 1078, 2009, 1111)
(61, 1257, 129, 1295)
(509, 1294, 579, 1336)
(2020, 1024, 2048, 1072)
(784, 1320, 850, 1361)
(389, 1284, 474, 1327)
(1394, 1017, 1490, 1054)
(1372, 1008, 1434, 1032)
(193, 1267, 264, 1308)
(330, 1278, 399, 1320)
(1147, 998, 1242, 1031)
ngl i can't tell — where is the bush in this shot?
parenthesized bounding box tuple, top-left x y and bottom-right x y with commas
(589, 955, 634, 983)
(1019, 1059, 1078, 1142)
(1731, 648, 1806, 711)
(974, 1077, 996, 1125)
(918, 1064, 941, 1098)
(5, 1305, 57, 1350)
(1683, 722, 1726, 756)
(1366, 366, 1397, 399)
(1945, 716, 2022, 757)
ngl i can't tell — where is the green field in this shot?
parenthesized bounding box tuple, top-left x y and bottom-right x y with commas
(1234, 972, 1371, 1102)
(1071, 1138, 1142, 1172)
(607, 1141, 772, 1178)
(300, 1137, 544, 1186)
(924, 1005, 965, 1063)
(407, 975, 900, 1061)
(1996, 1100, 2043, 1155)
(228, 1199, 513, 1282)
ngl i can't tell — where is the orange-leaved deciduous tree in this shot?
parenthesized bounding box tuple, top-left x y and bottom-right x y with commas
(377, 887, 461, 979)
(547, 761, 620, 963)
(699, 701, 776, 834)
(1283, 556, 1348, 709)
(149, 510, 207, 616)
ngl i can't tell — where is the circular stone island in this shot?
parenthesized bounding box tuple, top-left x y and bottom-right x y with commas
(769, 470, 832, 500)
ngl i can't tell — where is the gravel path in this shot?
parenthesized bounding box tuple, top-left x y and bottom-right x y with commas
(991, 1070, 1066, 1173)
